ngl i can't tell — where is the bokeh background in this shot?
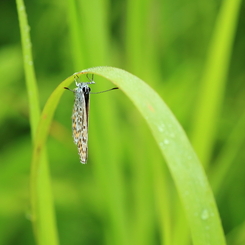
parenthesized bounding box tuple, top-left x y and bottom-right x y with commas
(0, 0, 245, 244)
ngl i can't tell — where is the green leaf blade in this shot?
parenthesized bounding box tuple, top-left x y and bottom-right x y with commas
(78, 66, 226, 245)
(33, 66, 226, 245)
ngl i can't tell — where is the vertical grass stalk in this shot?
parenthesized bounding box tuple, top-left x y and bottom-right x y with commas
(16, 0, 59, 244)
(191, 0, 242, 167)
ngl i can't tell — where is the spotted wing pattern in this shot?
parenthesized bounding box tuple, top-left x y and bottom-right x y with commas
(72, 84, 89, 164)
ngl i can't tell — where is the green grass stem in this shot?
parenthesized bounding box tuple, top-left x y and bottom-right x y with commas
(16, 1, 59, 244)
(191, 0, 242, 167)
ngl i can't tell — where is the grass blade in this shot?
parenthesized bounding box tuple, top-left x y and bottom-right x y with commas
(16, 0, 40, 136)
(79, 66, 226, 245)
(16, 1, 59, 244)
(191, 0, 242, 167)
(34, 66, 226, 245)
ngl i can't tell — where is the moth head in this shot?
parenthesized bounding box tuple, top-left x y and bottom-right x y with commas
(82, 85, 91, 94)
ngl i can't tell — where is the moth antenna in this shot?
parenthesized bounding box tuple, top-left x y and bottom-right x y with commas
(64, 87, 73, 92)
(90, 87, 119, 94)
(86, 74, 94, 83)
(74, 74, 80, 86)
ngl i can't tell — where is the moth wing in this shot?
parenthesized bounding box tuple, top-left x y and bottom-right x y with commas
(72, 91, 89, 164)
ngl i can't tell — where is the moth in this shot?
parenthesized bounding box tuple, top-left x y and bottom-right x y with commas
(64, 74, 118, 164)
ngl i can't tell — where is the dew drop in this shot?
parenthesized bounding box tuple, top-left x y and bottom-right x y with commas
(158, 124, 165, 132)
(201, 209, 209, 220)
(25, 25, 30, 32)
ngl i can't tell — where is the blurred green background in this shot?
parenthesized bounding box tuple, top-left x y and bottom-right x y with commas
(0, 0, 245, 244)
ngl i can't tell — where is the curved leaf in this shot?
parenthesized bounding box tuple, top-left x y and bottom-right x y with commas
(32, 66, 226, 245)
